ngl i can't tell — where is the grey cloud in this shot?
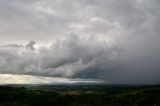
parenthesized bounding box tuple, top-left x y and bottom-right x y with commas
(0, 31, 159, 84)
(0, 44, 23, 48)
(0, 0, 160, 84)
(26, 40, 36, 50)
(0, 35, 118, 79)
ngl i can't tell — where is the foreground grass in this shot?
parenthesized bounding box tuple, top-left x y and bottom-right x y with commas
(0, 85, 160, 106)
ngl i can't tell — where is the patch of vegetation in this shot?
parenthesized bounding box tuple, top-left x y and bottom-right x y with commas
(0, 85, 160, 106)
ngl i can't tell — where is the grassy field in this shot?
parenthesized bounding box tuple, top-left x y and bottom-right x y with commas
(0, 85, 160, 106)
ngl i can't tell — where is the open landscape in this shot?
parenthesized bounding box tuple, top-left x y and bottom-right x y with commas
(0, 84, 160, 106)
(0, 0, 160, 105)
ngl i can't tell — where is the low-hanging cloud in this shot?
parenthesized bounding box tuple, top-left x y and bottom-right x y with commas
(0, 35, 118, 79)
(0, 33, 160, 84)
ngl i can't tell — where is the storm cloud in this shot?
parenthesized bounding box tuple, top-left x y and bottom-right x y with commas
(0, 0, 160, 84)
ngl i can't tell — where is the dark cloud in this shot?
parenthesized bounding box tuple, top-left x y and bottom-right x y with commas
(26, 40, 36, 50)
(0, 35, 118, 80)
(0, 0, 160, 84)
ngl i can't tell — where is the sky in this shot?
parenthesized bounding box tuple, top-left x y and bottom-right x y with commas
(0, 0, 160, 84)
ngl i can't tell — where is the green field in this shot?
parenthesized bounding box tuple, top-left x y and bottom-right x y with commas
(0, 85, 160, 106)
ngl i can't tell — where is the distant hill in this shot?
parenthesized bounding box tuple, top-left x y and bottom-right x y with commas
(0, 84, 160, 106)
